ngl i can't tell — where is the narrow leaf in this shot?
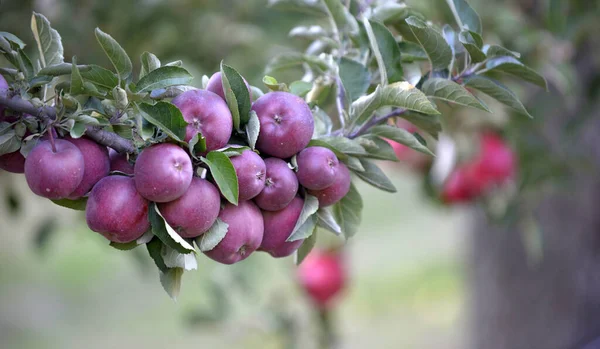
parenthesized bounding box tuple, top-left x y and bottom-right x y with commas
(146, 238, 168, 272)
(149, 203, 196, 254)
(196, 218, 229, 252)
(246, 110, 260, 150)
(356, 135, 399, 161)
(323, 0, 359, 35)
(446, 0, 482, 34)
(221, 62, 252, 128)
(160, 267, 184, 301)
(317, 136, 367, 156)
(50, 197, 88, 211)
(405, 16, 452, 71)
(459, 30, 486, 63)
(202, 151, 239, 205)
(38, 63, 91, 76)
(484, 56, 548, 89)
(296, 229, 318, 265)
(0, 32, 26, 49)
(138, 101, 187, 141)
(422, 78, 490, 111)
(70, 56, 85, 95)
(94, 28, 132, 80)
(353, 159, 397, 192)
(369, 124, 434, 156)
(287, 195, 319, 242)
(344, 156, 366, 172)
(464, 75, 532, 117)
(362, 21, 403, 84)
(333, 182, 362, 239)
(317, 207, 341, 235)
(135, 66, 192, 93)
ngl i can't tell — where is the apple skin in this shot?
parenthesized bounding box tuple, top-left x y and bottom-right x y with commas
(171, 89, 233, 152)
(65, 136, 110, 199)
(308, 162, 351, 207)
(24, 139, 85, 199)
(134, 143, 193, 203)
(202, 200, 264, 265)
(254, 157, 298, 211)
(86, 175, 150, 243)
(259, 196, 304, 258)
(441, 166, 478, 203)
(230, 149, 266, 201)
(158, 177, 221, 238)
(205, 72, 252, 102)
(108, 148, 134, 175)
(473, 132, 516, 185)
(295, 146, 338, 190)
(297, 249, 347, 309)
(0, 151, 25, 173)
(251, 91, 314, 159)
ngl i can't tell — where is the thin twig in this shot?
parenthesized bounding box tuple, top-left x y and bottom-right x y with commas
(0, 95, 136, 153)
(348, 108, 407, 138)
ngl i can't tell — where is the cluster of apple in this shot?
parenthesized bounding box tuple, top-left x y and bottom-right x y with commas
(0, 72, 352, 265)
(442, 132, 516, 203)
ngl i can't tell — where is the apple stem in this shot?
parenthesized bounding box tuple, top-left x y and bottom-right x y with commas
(47, 125, 57, 153)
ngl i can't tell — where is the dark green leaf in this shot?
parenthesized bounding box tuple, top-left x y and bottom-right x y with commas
(202, 151, 239, 205)
(296, 229, 317, 265)
(221, 62, 252, 128)
(287, 195, 319, 242)
(484, 45, 521, 59)
(138, 101, 187, 141)
(368, 124, 434, 155)
(0, 129, 20, 156)
(147, 238, 168, 272)
(353, 159, 397, 192)
(464, 75, 532, 117)
(446, 0, 482, 34)
(422, 78, 489, 111)
(31, 12, 64, 67)
(404, 16, 452, 71)
(149, 203, 196, 254)
(50, 197, 88, 211)
(400, 111, 442, 138)
(16, 49, 34, 79)
(356, 135, 398, 161)
(363, 21, 403, 83)
(188, 133, 207, 159)
(81, 65, 119, 90)
(139, 51, 161, 79)
(135, 66, 192, 93)
(398, 42, 428, 62)
(196, 218, 229, 252)
(38, 63, 92, 76)
(94, 28, 132, 80)
(333, 182, 362, 239)
(484, 56, 548, 89)
(246, 111, 260, 150)
(459, 30, 486, 63)
(339, 58, 371, 103)
(0, 32, 26, 49)
(317, 136, 367, 156)
(70, 56, 85, 95)
(109, 240, 139, 251)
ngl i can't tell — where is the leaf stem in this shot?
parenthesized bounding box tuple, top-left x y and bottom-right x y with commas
(0, 94, 136, 153)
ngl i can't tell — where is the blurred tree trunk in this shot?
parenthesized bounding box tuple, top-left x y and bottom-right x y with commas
(468, 4, 600, 349)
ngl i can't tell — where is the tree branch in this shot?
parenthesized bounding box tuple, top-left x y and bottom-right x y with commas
(348, 108, 407, 138)
(0, 95, 136, 154)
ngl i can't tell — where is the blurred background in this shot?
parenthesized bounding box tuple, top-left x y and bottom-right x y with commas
(0, 0, 599, 348)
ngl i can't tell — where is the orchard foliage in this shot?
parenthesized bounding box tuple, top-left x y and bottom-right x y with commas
(0, 0, 544, 298)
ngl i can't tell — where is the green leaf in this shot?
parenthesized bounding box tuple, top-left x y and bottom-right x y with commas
(69, 122, 86, 138)
(146, 238, 168, 272)
(135, 66, 192, 93)
(109, 240, 139, 251)
(16, 49, 34, 79)
(349, 82, 439, 129)
(70, 56, 85, 95)
(459, 30, 486, 63)
(333, 182, 362, 239)
(139, 51, 161, 79)
(295, 229, 317, 265)
(262, 75, 289, 92)
(368, 124, 434, 156)
(484, 56, 548, 89)
(81, 65, 119, 90)
(267, 0, 328, 16)
(446, 0, 482, 34)
(362, 21, 403, 84)
(372, 2, 410, 23)
(94, 28, 132, 80)
(307, 139, 348, 161)
(50, 197, 88, 211)
(339, 58, 371, 102)
(160, 267, 184, 301)
(316, 207, 341, 235)
(317, 136, 367, 156)
(289, 81, 313, 97)
(266, 53, 330, 74)
(149, 203, 196, 254)
(323, 0, 359, 35)
(287, 195, 319, 242)
(161, 245, 198, 270)
(398, 42, 428, 62)
(484, 45, 521, 59)
(246, 110, 260, 150)
(404, 16, 452, 71)
(38, 63, 91, 76)
(399, 112, 441, 138)
(221, 62, 252, 128)
(422, 78, 489, 111)
(218, 145, 249, 157)
(202, 151, 239, 205)
(356, 135, 398, 161)
(353, 159, 397, 193)
(463, 75, 532, 117)
(188, 133, 207, 159)
(31, 12, 64, 67)
(312, 106, 333, 137)
(0, 32, 26, 49)
(343, 156, 366, 172)
(196, 218, 229, 252)
(0, 129, 20, 156)
(138, 101, 187, 142)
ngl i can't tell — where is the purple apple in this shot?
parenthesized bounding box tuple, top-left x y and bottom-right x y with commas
(308, 162, 351, 207)
(254, 157, 298, 211)
(203, 200, 264, 265)
(260, 196, 304, 258)
(252, 91, 314, 159)
(134, 143, 193, 202)
(171, 89, 233, 152)
(109, 148, 134, 175)
(295, 146, 338, 190)
(86, 175, 150, 243)
(24, 139, 84, 199)
(230, 149, 266, 201)
(205, 72, 252, 102)
(158, 177, 221, 238)
(0, 151, 25, 173)
(65, 136, 110, 199)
